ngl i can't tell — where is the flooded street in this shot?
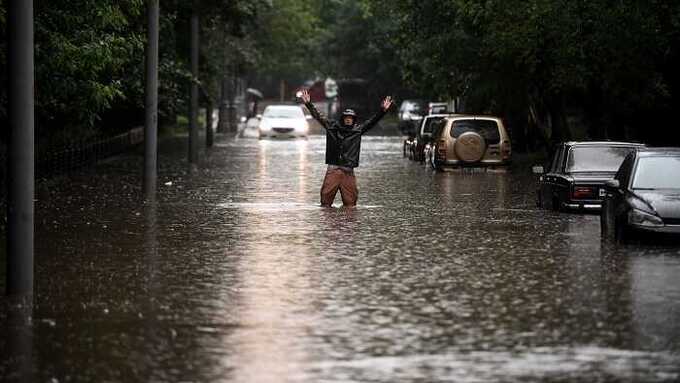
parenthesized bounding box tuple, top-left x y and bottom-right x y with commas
(2, 135, 680, 382)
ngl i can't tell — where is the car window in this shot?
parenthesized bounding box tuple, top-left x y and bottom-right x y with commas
(632, 156, 680, 189)
(450, 120, 500, 144)
(615, 152, 635, 187)
(431, 119, 447, 139)
(566, 146, 636, 173)
(263, 107, 304, 119)
(421, 117, 444, 135)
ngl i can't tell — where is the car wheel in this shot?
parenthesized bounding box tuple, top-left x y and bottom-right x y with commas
(549, 196, 561, 212)
(601, 211, 613, 240)
(431, 159, 443, 171)
(612, 220, 633, 243)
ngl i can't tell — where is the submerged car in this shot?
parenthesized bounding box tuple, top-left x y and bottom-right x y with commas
(258, 105, 309, 138)
(535, 141, 644, 211)
(406, 114, 453, 162)
(429, 116, 511, 170)
(601, 148, 680, 239)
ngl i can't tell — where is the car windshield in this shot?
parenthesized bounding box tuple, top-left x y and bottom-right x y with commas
(451, 120, 500, 144)
(566, 146, 634, 173)
(422, 117, 444, 134)
(263, 107, 303, 119)
(632, 156, 680, 189)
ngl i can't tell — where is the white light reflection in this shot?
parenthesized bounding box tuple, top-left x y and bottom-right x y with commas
(220, 229, 317, 381)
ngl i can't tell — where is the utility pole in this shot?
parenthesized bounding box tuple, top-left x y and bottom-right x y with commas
(6, 0, 35, 296)
(144, 0, 160, 199)
(188, 3, 199, 163)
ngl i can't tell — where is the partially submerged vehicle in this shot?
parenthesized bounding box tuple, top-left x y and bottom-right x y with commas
(428, 116, 512, 170)
(258, 105, 309, 139)
(601, 147, 680, 240)
(534, 141, 644, 211)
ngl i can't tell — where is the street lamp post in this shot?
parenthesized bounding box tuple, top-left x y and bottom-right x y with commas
(144, 0, 160, 199)
(6, 0, 35, 296)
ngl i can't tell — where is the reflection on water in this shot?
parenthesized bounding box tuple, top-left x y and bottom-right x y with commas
(1, 136, 680, 382)
(1, 297, 33, 383)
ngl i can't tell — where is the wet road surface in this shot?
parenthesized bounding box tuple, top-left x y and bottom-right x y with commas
(2, 135, 680, 382)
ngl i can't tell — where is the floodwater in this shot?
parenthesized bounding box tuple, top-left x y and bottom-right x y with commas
(2, 135, 680, 382)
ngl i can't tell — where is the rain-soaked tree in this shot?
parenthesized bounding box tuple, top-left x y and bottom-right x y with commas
(1, 0, 679, 158)
(367, 0, 680, 150)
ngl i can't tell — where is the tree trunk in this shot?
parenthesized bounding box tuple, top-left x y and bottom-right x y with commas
(218, 77, 229, 133)
(279, 79, 286, 102)
(206, 99, 214, 147)
(548, 95, 571, 146)
(188, 7, 199, 163)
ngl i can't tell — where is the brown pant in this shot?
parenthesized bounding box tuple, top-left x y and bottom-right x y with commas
(320, 168, 358, 207)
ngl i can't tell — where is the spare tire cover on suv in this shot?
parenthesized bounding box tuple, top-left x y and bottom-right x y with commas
(454, 131, 486, 162)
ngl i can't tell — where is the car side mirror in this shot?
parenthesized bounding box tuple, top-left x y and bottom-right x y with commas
(306, 115, 313, 120)
(605, 179, 620, 189)
(256, 114, 262, 120)
(532, 165, 544, 174)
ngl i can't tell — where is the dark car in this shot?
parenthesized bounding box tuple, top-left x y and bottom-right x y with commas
(601, 148, 680, 240)
(535, 141, 645, 211)
(405, 114, 452, 162)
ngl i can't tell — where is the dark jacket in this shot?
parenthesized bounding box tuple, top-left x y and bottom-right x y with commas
(305, 102, 386, 168)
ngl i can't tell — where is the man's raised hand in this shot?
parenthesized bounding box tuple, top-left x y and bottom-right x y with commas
(300, 89, 311, 104)
(381, 96, 394, 112)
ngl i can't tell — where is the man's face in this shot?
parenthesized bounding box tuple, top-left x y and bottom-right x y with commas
(343, 116, 355, 126)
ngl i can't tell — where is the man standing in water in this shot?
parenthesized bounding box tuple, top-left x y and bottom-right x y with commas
(300, 89, 393, 207)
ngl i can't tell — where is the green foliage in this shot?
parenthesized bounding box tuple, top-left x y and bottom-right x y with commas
(369, 0, 680, 147)
(33, 0, 145, 135)
(2, 0, 678, 151)
(252, 0, 324, 80)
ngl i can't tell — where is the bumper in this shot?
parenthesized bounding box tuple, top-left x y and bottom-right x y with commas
(260, 130, 307, 138)
(440, 159, 511, 167)
(562, 202, 602, 211)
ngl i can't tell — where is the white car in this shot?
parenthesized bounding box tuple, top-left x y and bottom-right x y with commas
(258, 105, 309, 138)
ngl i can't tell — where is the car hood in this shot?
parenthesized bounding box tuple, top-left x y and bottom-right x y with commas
(569, 172, 617, 184)
(634, 190, 680, 219)
(261, 118, 304, 127)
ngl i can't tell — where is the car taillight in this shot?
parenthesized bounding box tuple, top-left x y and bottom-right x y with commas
(436, 141, 447, 160)
(502, 141, 511, 157)
(572, 186, 596, 200)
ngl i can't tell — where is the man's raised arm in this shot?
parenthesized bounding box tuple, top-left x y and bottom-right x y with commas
(300, 89, 331, 130)
(359, 96, 394, 134)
